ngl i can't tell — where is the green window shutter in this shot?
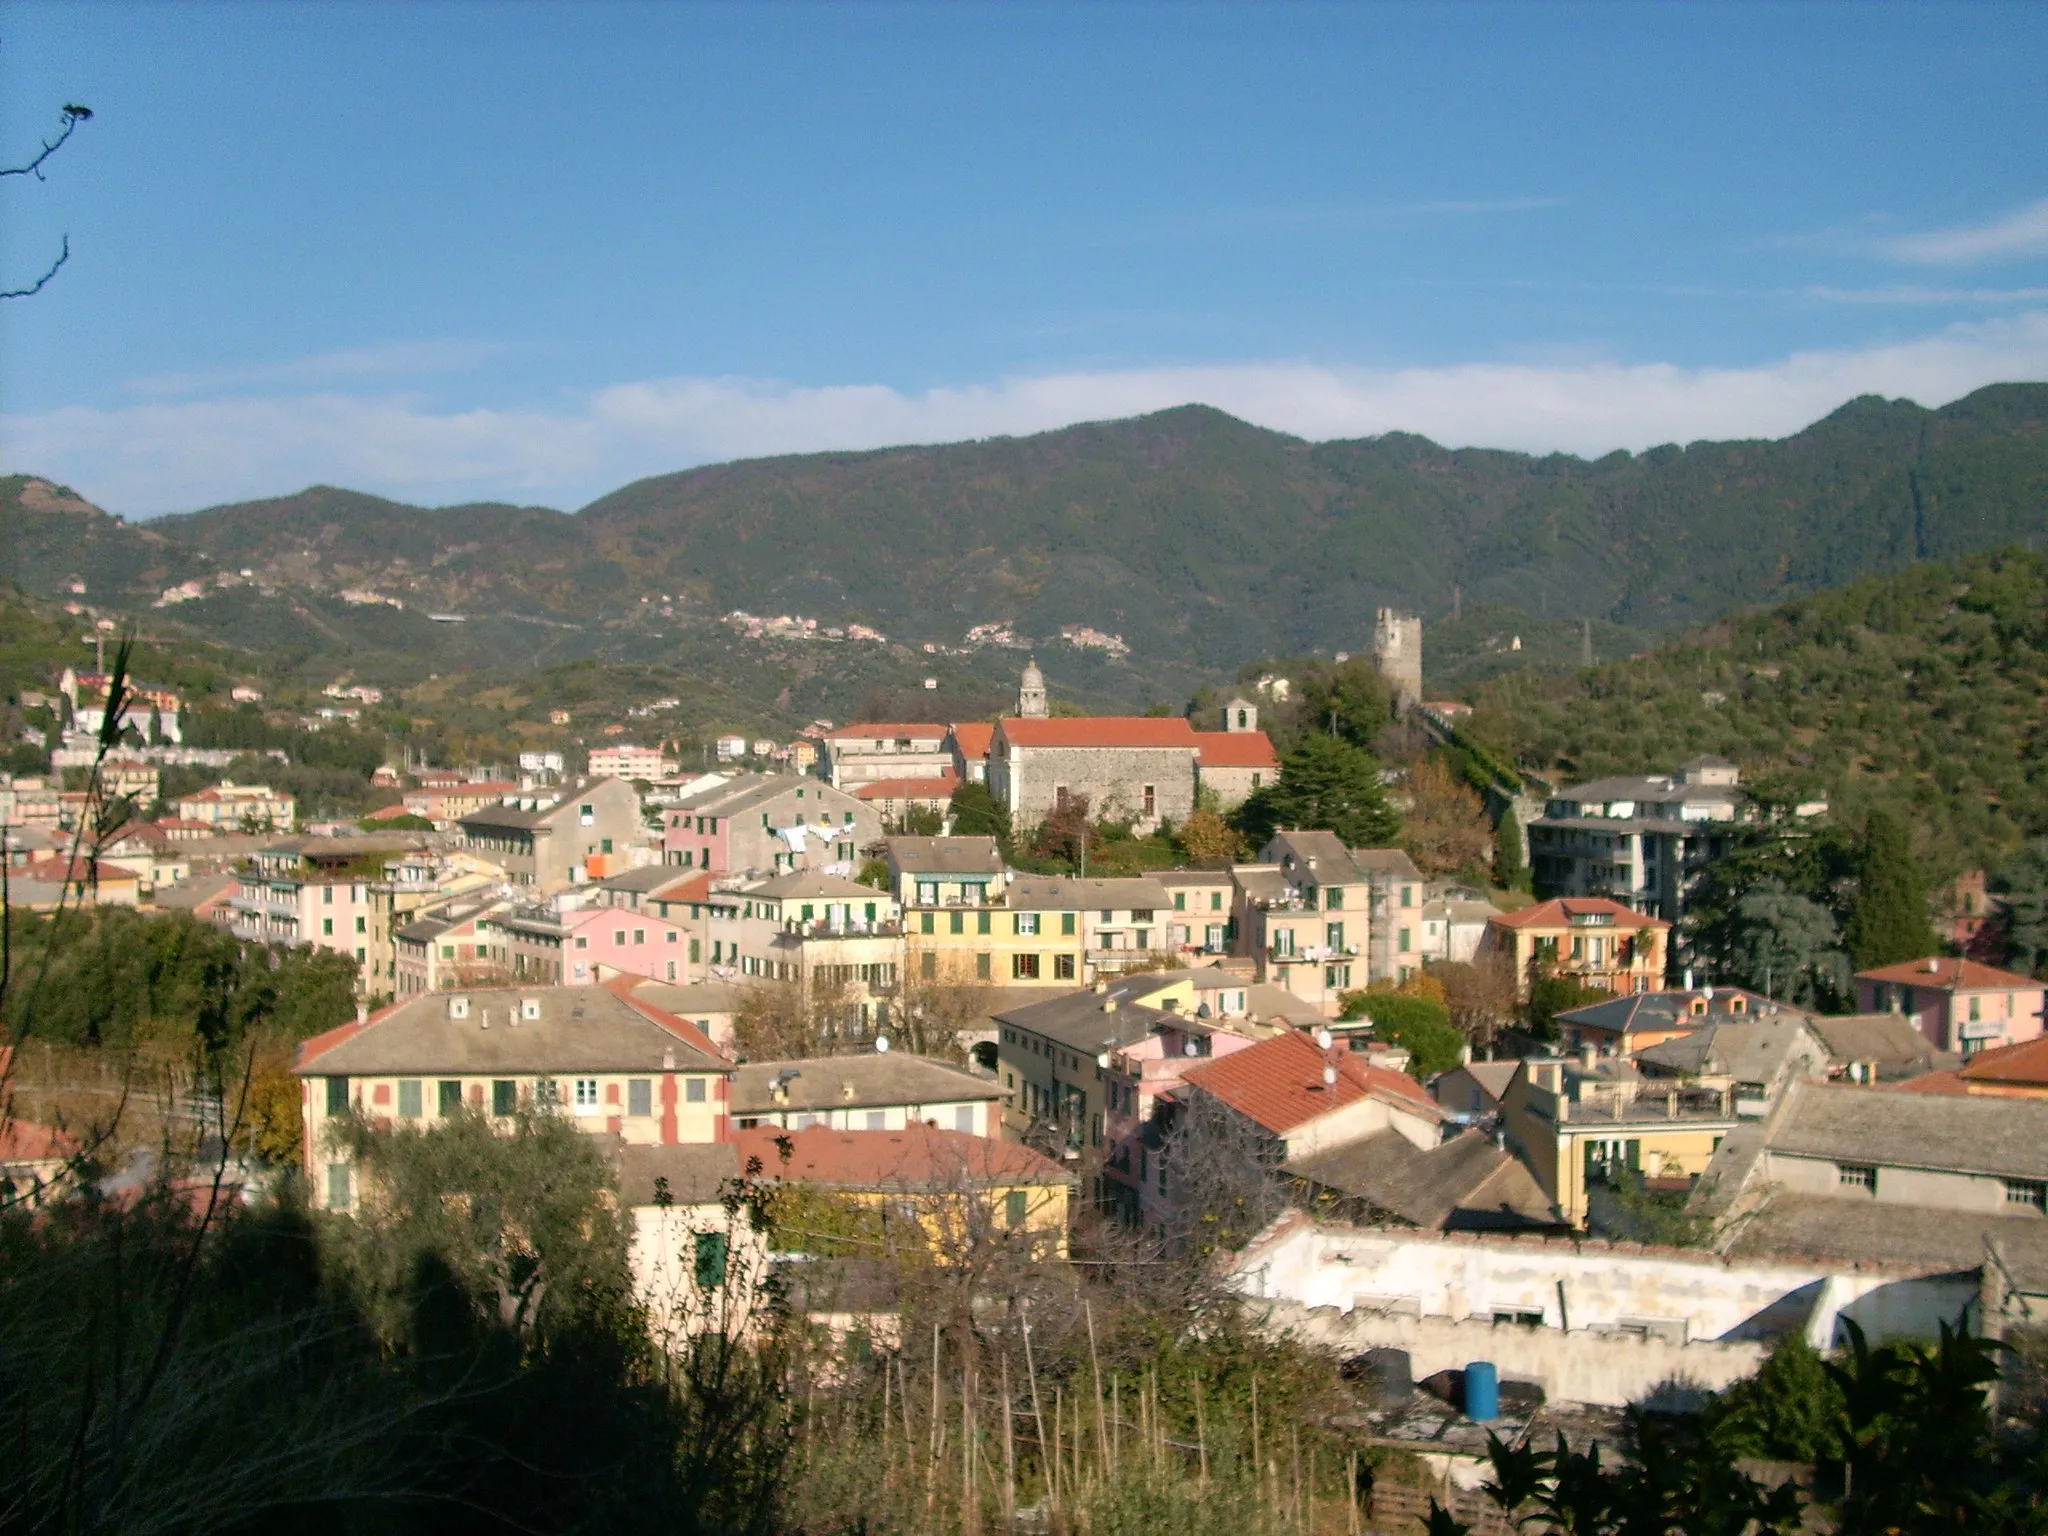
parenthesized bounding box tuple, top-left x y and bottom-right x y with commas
(1061, 912, 1076, 936)
(325, 1076, 349, 1115)
(695, 1229, 730, 1290)
(492, 1080, 517, 1116)
(977, 911, 991, 934)
(438, 1080, 463, 1116)
(1005, 1190, 1027, 1228)
(397, 1080, 423, 1118)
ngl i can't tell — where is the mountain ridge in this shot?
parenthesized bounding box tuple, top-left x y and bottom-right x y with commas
(6, 384, 2048, 694)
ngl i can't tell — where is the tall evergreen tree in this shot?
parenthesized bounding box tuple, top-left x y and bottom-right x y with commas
(1493, 806, 1530, 893)
(1232, 732, 1400, 848)
(1845, 809, 1937, 969)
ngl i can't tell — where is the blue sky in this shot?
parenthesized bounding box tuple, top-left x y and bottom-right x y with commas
(4, 1, 2048, 515)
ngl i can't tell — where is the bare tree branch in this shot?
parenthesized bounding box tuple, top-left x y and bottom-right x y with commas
(0, 105, 92, 180)
(0, 235, 70, 301)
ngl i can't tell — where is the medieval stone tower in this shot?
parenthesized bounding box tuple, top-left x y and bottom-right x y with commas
(1371, 609, 1423, 710)
(1018, 658, 1049, 718)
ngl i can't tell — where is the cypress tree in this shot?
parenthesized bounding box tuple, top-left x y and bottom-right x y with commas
(1846, 809, 1937, 969)
(1493, 806, 1530, 893)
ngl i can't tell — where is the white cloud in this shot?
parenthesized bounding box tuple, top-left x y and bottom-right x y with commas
(1881, 197, 2048, 264)
(1808, 284, 2048, 305)
(8, 311, 2048, 517)
(122, 338, 506, 398)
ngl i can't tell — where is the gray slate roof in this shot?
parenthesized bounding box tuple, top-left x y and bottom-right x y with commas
(993, 989, 1178, 1053)
(1558, 988, 1784, 1037)
(885, 836, 1003, 875)
(1807, 1013, 1942, 1069)
(1733, 1192, 2048, 1294)
(1003, 876, 1173, 912)
(1286, 1130, 1557, 1230)
(1634, 1018, 1819, 1083)
(745, 870, 886, 901)
(1768, 1080, 2048, 1182)
(601, 865, 693, 894)
(296, 986, 728, 1077)
(733, 1054, 1002, 1115)
(615, 1143, 741, 1206)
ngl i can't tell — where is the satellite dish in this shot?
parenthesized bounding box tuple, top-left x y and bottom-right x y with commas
(1184, 1041, 1200, 1057)
(1096, 1052, 1111, 1069)
(1316, 1028, 1333, 1050)
(874, 1036, 891, 1053)
(1322, 1065, 1338, 1086)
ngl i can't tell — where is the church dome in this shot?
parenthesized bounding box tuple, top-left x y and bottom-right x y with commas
(1021, 658, 1044, 689)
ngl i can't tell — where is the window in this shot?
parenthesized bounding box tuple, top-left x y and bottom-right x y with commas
(921, 952, 937, 980)
(1326, 922, 1345, 950)
(950, 911, 965, 935)
(686, 1077, 707, 1103)
(918, 882, 938, 905)
(955, 1105, 975, 1133)
(441, 944, 455, 960)
(1325, 965, 1352, 988)
(1173, 892, 1186, 911)
(1399, 928, 1412, 952)
(920, 912, 935, 934)
(694, 1230, 729, 1290)
(2006, 1179, 2047, 1212)
(492, 1080, 517, 1116)
(1493, 1310, 1544, 1327)
(633, 928, 646, 945)
(579, 804, 594, 824)
(689, 938, 701, 963)
(1134, 930, 1150, 950)
(1005, 1189, 1028, 1228)
(602, 838, 614, 855)
(1061, 912, 1076, 936)
(322, 918, 333, 936)
(1274, 929, 1295, 957)
(573, 1078, 600, 1113)
(1013, 953, 1040, 980)
(326, 1163, 351, 1210)
(323, 886, 334, 905)
(1054, 954, 1077, 980)
(1016, 912, 1039, 936)
(575, 935, 589, 950)
(1401, 885, 1415, 908)
(1970, 996, 1982, 1022)
(614, 930, 627, 946)
(439, 1080, 462, 1116)
(1142, 784, 1156, 818)
(326, 1076, 349, 1115)
(627, 1078, 653, 1117)
(1325, 887, 1344, 909)
(1838, 1164, 1876, 1192)
(976, 952, 991, 980)
(975, 910, 991, 934)
(355, 915, 366, 934)
(398, 1080, 423, 1118)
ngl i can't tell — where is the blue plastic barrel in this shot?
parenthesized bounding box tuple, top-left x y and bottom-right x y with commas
(1464, 1360, 1500, 1421)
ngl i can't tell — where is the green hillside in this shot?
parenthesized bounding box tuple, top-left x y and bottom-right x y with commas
(1471, 546, 2048, 869)
(10, 386, 2048, 702)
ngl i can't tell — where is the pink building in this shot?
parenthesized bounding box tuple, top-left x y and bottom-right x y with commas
(560, 906, 697, 985)
(1100, 1016, 1259, 1222)
(1855, 956, 2046, 1057)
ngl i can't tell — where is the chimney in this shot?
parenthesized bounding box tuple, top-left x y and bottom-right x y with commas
(1579, 1043, 1598, 1072)
(663, 1048, 676, 1070)
(840, 1079, 856, 1102)
(1101, 998, 1118, 1013)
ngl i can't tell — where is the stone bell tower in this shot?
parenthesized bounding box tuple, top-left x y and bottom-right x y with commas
(1371, 609, 1423, 711)
(1018, 658, 1049, 719)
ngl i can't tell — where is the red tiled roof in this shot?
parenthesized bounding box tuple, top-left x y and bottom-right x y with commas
(0, 1117, 80, 1162)
(1180, 1029, 1437, 1135)
(1855, 956, 2039, 990)
(360, 803, 419, 822)
(1959, 1033, 2048, 1087)
(1488, 897, 1670, 931)
(1893, 1070, 1968, 1096)
(647, 871, 716, 904)
(998, 716, 1199, 749)
(948, 721, 995, 759)
(1194, 730, 1279, 769)
(854, 774, 961, 801)
(731, 1124, 1069, 1187)
(825, 723, 948, 740)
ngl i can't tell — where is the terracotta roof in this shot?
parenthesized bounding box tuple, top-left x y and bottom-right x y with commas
(1855, 956, 2039, 990)
(1892, 1069, 1969, 1096)
(948, 722, 995, 758)
(1180, 1029, 1438, 1135)
(825, 723, 948, 740)
(1194, 731, 1280, 769)
(854, 774, 960, 801)
(360, 803, 420, 822)
(649, 872, 716, 904)
(997, 716, 1200, 749)
(1487, 897, 1670, 931)
(731, 1124, 1069, 1188)
(0, 1117, 80, 1163)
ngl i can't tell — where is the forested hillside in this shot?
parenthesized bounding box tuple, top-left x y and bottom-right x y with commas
(8, 384, 2048, 694)
(1471, 547, 2048, 869)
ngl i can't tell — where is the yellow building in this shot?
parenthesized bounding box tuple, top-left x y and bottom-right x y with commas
(1498, 1055, 1737, 1228)
(294, 982, 731, 1212)
(736, 1123, 1073, 1259)
(1482, 896, 1671, 1000)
